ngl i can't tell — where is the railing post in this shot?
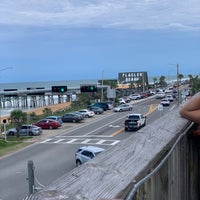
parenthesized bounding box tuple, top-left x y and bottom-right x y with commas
(27, 160, 35, 195)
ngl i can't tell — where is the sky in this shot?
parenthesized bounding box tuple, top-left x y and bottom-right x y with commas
(0, 0, 199, 83)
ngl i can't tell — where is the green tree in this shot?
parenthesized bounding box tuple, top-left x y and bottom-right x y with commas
(159, 75, 167, 87)
(10, 109, 27, 137)
(153, 77, 158, 88)
(178, 73, 184, 83)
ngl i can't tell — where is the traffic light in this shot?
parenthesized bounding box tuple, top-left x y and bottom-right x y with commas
(51, 86, 67, 93)
(80, 85, 97, 93)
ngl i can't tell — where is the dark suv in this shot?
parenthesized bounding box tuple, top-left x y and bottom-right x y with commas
(88, 102, 109, 111)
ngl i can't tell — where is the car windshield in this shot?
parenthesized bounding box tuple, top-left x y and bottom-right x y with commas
(127, 115, 140, 120)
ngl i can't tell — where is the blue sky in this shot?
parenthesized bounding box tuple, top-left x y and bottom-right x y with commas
(0, 0, 199, 83)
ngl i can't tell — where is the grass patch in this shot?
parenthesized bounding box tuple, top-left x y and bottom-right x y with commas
(0, 136, 34, 157)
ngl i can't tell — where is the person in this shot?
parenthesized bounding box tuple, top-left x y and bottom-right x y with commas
(179, 93, 200, 135)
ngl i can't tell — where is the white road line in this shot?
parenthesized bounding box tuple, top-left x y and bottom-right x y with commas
(96, 140, 106, 144)
(40, 138, 53, 143)
(110, 140, 120, 145)
(54, 139, 65, 143)
(81, 139, 92, 144)
(66, 139, 78, 143)
(56, 135, 112, 138)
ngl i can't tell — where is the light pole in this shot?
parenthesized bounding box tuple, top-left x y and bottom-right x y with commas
(0, 67, 13, 137)
(170, 64, 180, 105)
(101, 70, 104, 102)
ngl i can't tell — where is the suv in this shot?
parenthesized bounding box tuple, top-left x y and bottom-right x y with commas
(88, 102, 109, 111)
(75, 146, 105, 166)
(6, 125, 42, 136)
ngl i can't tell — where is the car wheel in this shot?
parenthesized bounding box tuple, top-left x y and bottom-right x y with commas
(76, 160, 81, 167)
(29, 132, 33, 136)
(9, 131, 15, 136)
(72, 119, 76, 123)
(125, 128, 128, 131)
(49, 126, 53, 130)
(85, 115, 89, 118)
(96, 112, 100, 114)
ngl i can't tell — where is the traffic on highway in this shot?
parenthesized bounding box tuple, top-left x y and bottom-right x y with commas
(0, 89, 184, 200)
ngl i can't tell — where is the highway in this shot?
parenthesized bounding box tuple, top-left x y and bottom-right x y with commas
(0, 96, 177, 200)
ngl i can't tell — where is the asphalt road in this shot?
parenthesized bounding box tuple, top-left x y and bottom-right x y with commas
(0, 96, 177, 200)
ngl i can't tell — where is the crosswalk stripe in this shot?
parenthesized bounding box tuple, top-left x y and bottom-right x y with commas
(66, 139, 78, 143)
(81, 139, 92, 144)
(96, 140, 106, 144)
(54, 139, 65, 143)
(40, 139, 53, 143)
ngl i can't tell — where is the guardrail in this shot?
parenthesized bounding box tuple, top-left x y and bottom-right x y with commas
(24, 106, 198, 200)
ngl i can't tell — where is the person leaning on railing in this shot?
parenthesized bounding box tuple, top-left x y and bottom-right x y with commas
(179, 93, 200, 135)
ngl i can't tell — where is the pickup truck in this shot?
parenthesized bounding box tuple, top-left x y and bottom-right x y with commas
(124, 113, 146, 131)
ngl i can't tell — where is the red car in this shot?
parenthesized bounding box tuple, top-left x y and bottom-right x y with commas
(34, 119, 61, 129)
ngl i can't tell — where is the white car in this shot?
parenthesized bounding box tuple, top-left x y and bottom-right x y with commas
(113, 104, 133, 112)
(129, 94, 142, 100)
(75, 146, 105, 166)
(78, 109, 95, 118)
(160, 98, 170, 106)
(156, 92, 165, 99)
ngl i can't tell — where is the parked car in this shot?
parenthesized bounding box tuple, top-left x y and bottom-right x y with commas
(88, 106, 104, 114)
(34, 119, 61, 129)
(125, 113, 146, 131)
(129, 94, 142, 100)
(88, 102, 108, 111)
(113, 104, 133, 112)
(46, 115, 63, 124)
(61, 113, 84, 122)
(75, 146, 105, 166)
(118, 98, 126, 104)
(160, 98, 170, 106)
(6, 124, 42, 136)
(78, 109, 95, 118)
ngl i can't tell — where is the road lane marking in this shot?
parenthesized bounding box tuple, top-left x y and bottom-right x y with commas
(54, 139, 65, 143)
(66, 139, 78, 143)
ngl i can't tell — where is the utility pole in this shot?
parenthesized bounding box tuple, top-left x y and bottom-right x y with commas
(101, 70, 104, 102)
(176, 64, 180, 105)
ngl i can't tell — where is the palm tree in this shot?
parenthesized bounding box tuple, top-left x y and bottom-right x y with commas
(159, 75, 167, 87)
(10, 109, 27, 137)
(178, 74, 184, 83)
(153, 77, 158, 88)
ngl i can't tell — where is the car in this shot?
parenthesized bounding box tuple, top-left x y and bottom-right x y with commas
(125, 113, 146, 131)
(46, 115, 63, 124)
(75, 146, 105, 166)
(113, 104, 133, 112)
(61, 113, 84, 122)
(166, 95, 174, 102)
(160, 98, 170, 106)
(129, 94, 142, 100)
(6, 124, 42, 136)
(78, 109, 95, 118)
(118, 98, 126, 104)
(88, 106, 104, 114)
(156, 92, 166, 99)
(88, 102, 108, 111)
(34, 119, 61, 129)
(105, 101, 114, 110)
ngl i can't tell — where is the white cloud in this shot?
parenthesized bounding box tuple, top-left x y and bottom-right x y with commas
(0, 0, 200, 30)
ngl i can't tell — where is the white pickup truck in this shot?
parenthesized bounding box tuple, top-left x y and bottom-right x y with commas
(124, 113, 146, 131)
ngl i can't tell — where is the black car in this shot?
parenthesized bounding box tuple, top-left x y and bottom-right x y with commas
(88, 106, 104, 114)
(61, 113, 83, 122)
(88, 102, 108, 111)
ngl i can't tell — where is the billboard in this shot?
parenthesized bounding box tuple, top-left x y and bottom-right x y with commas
(118, 71, 148, 86)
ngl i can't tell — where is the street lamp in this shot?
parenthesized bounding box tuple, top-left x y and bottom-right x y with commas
(101, 70, 104, 102)
(170, 64, 180, 105)
(0, 67, 13, 139)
